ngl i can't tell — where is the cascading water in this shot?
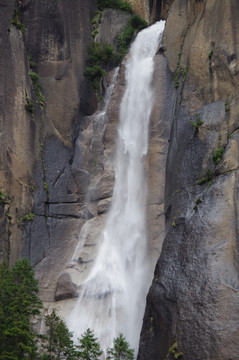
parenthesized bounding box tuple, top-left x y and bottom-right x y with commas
(67, 20, 165, 354)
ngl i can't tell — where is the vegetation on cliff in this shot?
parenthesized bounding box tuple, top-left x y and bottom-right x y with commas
(98, 0, 133, 13)
(85, 1, 147, 91)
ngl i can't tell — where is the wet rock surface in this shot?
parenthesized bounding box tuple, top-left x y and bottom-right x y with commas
(138, 1, 239, 359)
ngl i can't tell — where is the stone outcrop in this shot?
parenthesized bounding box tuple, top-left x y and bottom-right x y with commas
(129, 0, 174, 23)
(138, 0, 239, 359)
(55, 272, 78, 301)
(96, 9, 130, 50)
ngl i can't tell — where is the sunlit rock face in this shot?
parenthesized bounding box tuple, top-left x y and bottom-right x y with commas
(129, 0, 174, 23)
(138, 1, 239, 359)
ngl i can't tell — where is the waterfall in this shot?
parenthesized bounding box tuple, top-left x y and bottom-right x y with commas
(67, 20, 165, 354)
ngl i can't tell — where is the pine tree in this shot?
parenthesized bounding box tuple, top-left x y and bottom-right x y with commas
(106, 334, 134, 360)
(0, 259, 42, 359)
(41, 310, 77, 360)
(76, 328, 103, 360)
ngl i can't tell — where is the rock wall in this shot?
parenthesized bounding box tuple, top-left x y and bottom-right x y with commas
(129, 0, 174, 23)
(0, 0, 97, 271)
(138, 0, 239, 359)
(1, 0, 239, 358)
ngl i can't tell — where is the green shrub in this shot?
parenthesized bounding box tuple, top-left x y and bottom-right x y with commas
(225, 101, 230, 116)
(12, 7, 25, 34)
(29, 70, 40, 82)
(25, 90, 35, 115)
(197, 169, 213, 186)
(191, 113, 203, 135)
(21, 212, 35, 222)
(91, 29, 99, 39)
(29, 70, 45, 107)
(85, 42, 120, 90)
(212, 147, 224, 165)
(193, 197, 202, 211)
(0, 190, 10, 205)
(208, 50, 213, 59)
(164, 342, 183, 360)
(27, 53, 36, 69)
(86, 4, 147, 91)
(129, 14, 147, 30)
(17, 212, 35, 226)
(98, 0, 133, 13)
(88, 42, 116, 67)
(117, 15, 147, 57)
(25, 98, 35, 114)
(84, 65, 106, 90)
(174, 50, 182, 89)
(117, 25, 135, 56)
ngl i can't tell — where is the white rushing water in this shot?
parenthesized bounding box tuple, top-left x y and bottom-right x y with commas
(67, 20, 165, 354)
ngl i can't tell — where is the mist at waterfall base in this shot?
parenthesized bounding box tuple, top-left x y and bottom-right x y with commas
(67, 21, 165, 354)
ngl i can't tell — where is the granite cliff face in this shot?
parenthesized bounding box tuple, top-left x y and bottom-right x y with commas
(1, 0, 239, 358)
(138, 0, 239, 359)
(0, 0, 97, 269)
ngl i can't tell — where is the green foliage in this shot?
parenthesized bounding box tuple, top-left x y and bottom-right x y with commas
(6, 212, 12, 220)
(212, 147, 224, 165)
(88, 42, 117, 67)
(0, 258, 137, 360)
(225, 101, 230, 116)
(28, 53, 36, 69)
(117, 25, 135, 56)
(106, 333, 134, 360)
(129, 14, 147, 30)
(86, 3, 147, 91)
(41, 310, 77, 360)
(29, 70, 45, 107)
(25, 97, 35, 114)
(172, 216, 177, 228)
(181, 65, 188, 77)
(77, 328, 103, 360)
(117, 15, 147, 57)
(91, 29, 99, 39)
(84, 65, 107, 91)
(25, 90, 35, 115)
(191, 113, 203, 135)
(197, 168, 213, 186)
(44, 180, 50, 200)
(98, 0, 133, 13)
(193, 198, 202, 211)
(208, 50, 213, 59)
(164, 342, 183, 360)
(92, 11, 102, 25)
(174, 51, 182, 89)
(0, 259, 42, 359)
(17, 212, 35, 227)
(12, 7, 25, 34)
(0, 190, 10, 205)
(21, 212, 35, 222)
